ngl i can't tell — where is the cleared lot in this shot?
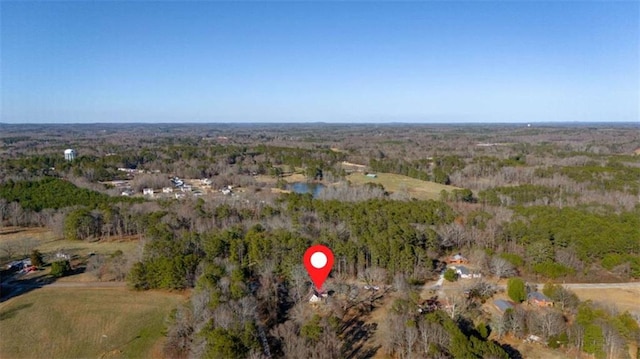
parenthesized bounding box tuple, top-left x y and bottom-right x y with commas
(346, 172, 460, 200)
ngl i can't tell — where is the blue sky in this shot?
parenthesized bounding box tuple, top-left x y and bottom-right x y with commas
(1, 1, 638, 123)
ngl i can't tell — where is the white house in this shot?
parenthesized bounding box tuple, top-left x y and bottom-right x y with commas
(308, 289, 328, 304)
(453, 265, 481, 279)
(162, 187, 173, 193)
(55, 252, 70, 260)
(142, 188, 154, 196)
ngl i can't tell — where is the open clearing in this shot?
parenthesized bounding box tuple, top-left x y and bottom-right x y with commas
(570, 286, 640, 316)
(253, 172, 307, 185)
(346, 172, 460, 200)
(499, 336, 572, 359)
(0, 227, 140, 262)
(0, 287, 184, 359)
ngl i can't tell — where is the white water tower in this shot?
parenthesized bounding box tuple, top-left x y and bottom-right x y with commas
(64, 148, 77, 161)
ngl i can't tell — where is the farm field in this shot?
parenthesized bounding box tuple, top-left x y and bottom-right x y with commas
(0, 287, 184, 359)
(346, 172, 460, 200)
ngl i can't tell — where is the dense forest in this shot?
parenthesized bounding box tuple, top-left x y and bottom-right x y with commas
(1, 123, 639, 359)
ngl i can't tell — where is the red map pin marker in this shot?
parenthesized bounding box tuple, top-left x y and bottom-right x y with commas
(303, 245, 334, 290)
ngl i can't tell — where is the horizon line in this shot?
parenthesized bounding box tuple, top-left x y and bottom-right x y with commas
(1, 120, 638, 126)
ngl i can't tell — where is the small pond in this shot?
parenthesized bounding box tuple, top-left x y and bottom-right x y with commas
(288, 182, 326, 198)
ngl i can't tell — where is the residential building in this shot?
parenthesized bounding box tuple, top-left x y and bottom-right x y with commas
(528, 292, 554, 307)
(452, 265, 481, 279)
(447, 253, 469, 264)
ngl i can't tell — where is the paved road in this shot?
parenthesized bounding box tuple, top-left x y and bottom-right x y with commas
(492, 281, 640, 290)
(419, 279, 640, 299)
(559, 282, 640, 289)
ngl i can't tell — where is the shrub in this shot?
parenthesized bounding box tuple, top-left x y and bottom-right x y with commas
(30, 250, 44, 267)
(476, 322, 490, 339)
(51, 260, 71, 277)
(601, 253, 625, 270)
(547, 332, 568, 348)
(444, 268, 458, 282)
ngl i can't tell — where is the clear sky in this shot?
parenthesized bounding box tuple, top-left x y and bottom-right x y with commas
(1, 1, 638, 123)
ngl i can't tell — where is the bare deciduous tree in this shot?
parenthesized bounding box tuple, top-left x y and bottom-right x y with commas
(359, 266, 387, 285)
(289, 264, 309, 304)
(19, 237, 38, 258)
(490, 256, 517, 278)
(0, 241, 18, 259)
(438, 223, 469, 249)
(130, 173, 171, 192)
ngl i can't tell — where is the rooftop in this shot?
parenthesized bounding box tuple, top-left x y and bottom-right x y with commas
(528, 292, 552, 302)
(494, 299, 515, 312)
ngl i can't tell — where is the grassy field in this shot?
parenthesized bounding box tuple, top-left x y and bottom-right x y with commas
(346, 172, 460, 200)
(0, 227, 140, 263)
(0, 287, 184, 359)
(253, 173, 307, 184)
(571, 287, 640, 316)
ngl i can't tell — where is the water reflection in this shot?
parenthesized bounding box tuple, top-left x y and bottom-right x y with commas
(288, 182, 325, 198)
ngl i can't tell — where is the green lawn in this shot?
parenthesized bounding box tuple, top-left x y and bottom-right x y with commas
(0, 287, 183, 359)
